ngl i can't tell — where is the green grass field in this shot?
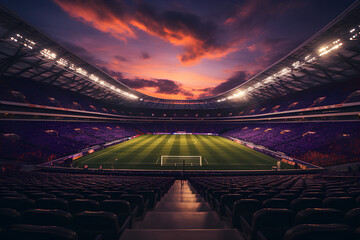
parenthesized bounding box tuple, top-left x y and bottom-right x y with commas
(73, 134, 293, 170)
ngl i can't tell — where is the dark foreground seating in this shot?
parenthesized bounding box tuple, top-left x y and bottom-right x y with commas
(243, 208, 295, 240)
(102, 191, 126, 200)
(219, 194, 243, 216)
(87, 194, 110, 203)
(3, 224, 77, 240)
(233, 199, 261, 229)
(74, 211, 120, 240)
(262, 198, 290, 209)
(322, 197, 355, 211)
(100, 200, 132, 231)
(295, 208, 343, 225)
(59, 193, 84, 202)
(136, 190, 157, 209)
(120, 194, 145, 217)
(0, 208, 21, 227)
(36, 198, 69, 211)
(23, 209, 73, 229)
(69, 199, 99, 215)
(0, 197, 34, 213)
(290, 198, 322, 212)
(284, 224, 356, 240)
(345, 208, 360, 228)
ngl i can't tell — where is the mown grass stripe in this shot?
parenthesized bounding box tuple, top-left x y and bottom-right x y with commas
(168, 134, 181, 156)
(74, 135, 148, 166)
(180, 134, 190, 155)
(210, 136, 266, 166)
(216, 136, 276, 164)
(193, 135, 226, 165)
(77, 134, 160, 166)
(126, 134, 168, 164)
(113, 134, 164, 164)
(73, 134, 292, 170)
(185, 134, 201, 156)
(198, 135, 235, 164)
(137, 134, 173, 165)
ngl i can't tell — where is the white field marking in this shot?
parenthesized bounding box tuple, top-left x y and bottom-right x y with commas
(155, 157, 160, 164)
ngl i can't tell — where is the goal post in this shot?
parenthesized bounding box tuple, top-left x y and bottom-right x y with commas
(160, 155, 203, 166)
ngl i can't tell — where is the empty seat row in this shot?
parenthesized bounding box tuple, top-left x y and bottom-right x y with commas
(239, 208, 360, 240)
(0, 172, 175, 239)
(0, 210, 125, 240)
(0, 194, 147, 217)
(189, 174, 360, 240)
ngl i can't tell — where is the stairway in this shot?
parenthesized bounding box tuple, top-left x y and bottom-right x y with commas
(120, 180, 244, 240)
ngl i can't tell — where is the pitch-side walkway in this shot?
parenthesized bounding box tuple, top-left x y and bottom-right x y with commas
(120, 180, 244, 240)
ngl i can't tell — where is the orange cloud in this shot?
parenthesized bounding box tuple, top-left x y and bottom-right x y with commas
(54, 0, 235, 65)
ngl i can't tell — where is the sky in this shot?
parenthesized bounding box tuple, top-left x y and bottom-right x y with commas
(1, 0, 355, 100)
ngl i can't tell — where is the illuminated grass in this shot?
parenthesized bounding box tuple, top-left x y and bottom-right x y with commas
(73, 134, 293, 170)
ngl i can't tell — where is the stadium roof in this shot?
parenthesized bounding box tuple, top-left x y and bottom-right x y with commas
(0, 1, 360, 110)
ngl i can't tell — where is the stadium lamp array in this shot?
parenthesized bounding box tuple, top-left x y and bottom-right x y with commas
(9, 33, 138, 100)
(217, 24, 359, 103)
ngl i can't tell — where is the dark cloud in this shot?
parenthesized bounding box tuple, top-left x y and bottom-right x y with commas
(99, 67, 124, 79)
(121, 78, 194, 97)
(114, 55, 130, 62)
(61, 41, 107, 66)
(141, 51, 150, 60)
(100, 66, 194, 97)
(198, 71, 249, 98)
(248, 37, 300, 70)
(225, 0, 304, 34)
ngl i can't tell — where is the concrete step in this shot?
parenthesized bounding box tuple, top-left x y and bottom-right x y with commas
(164, 193, 201, 197)
(167, 190, 194, 194)
(135, 212, 227, 229)
(161, 197, 203, 202)
(120, 229, 244, 240)
(153, 202, 211, 212)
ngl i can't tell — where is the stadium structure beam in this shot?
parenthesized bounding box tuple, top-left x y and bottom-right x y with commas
(276, 80, 300, 93)
(256, 86, 276, 98)
(13, 58, 43, 77)
(45, 69, 67, 85)
(248, 92, 265, 101)
(0, 45, 25, 75)
(282, 79, 306, 90)
(70, 76, 89, 88)
(77, 81, 94, 93)
(312, 64, 336, 82)
(347, 46, 360, 55)
(102, 91, 114, 99)
(29, 64, 55, 79)
(269, 84, 285, 96)
(336, 53, 360, 72)
(86, 87, 104, 98)
(0, 22, 25, 40)
(0, 51, 41, 70)
(57, 75, 77, 88)
(313, 63, 350, 79)
(290, 74, 314, 88)
(299, 70, 325, 85)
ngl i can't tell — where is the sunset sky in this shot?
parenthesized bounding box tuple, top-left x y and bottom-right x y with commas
(1, 0, 355, 99)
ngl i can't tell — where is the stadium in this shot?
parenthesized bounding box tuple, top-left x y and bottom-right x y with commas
(0, 0, 360, 239)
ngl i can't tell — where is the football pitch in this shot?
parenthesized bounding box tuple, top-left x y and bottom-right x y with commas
(73, 134, 293, 170)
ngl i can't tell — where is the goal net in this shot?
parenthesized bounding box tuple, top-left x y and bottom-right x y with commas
(160, 155, 202, 166)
